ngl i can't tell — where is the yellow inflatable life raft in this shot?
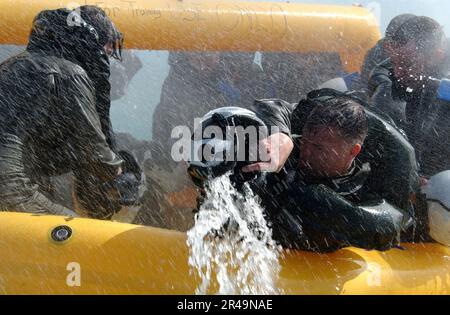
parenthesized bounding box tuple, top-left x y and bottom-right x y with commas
(0, 212, 449, 295)
(0, 0, 449, 295)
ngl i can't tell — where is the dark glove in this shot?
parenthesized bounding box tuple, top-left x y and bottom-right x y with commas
(114, 150, 146, 206)
(367, 65, 407, 126)
(75, 150, 146, 220)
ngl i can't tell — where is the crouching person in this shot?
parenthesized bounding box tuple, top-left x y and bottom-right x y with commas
(0, 6, 144, 218)
(188, 88, 422, 252)
(241, 89, 422, 252)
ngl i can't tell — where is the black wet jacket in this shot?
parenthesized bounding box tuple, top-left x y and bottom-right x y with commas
(367, 53, 450, 177)
(27, 8, 119, 151)
(0, 9, 122, 216)
(248, 91, 423, 252)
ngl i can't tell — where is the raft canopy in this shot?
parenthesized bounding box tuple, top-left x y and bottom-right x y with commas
(0, 0, 381, 72)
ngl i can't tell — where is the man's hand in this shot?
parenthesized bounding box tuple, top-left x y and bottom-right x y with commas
(242, 133, 294, 173)
(420, 176, 429, 187)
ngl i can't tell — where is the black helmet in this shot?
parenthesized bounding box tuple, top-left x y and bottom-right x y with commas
(187, 107, 267, 187)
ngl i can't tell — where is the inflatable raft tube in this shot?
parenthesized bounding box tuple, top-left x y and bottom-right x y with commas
(0, 212, 449, 295)
(0, 0, 380, 73)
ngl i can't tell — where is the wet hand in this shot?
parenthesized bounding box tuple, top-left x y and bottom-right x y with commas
(419, 176, 429, 187)
(242, 133, 293, 174)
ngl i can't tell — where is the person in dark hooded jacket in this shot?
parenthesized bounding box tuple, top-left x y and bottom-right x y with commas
(0, 6, 133, 218)
(359, 14, 416, 92)
(366, 16, 450, 177)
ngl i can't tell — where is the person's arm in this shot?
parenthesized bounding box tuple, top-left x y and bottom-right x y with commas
(0, 134, 78, 217)
(359, 46, 378, 90)
(251, 99, 295, 136)
(56, 70, 124, 218)
(367, 63, 407, 126)
(368, 65, 394, 104)
(17, 189, 78, 217)
(243, 99, 296, 173)
(59, 70, 123, 180)
(286, 183, 405, 251)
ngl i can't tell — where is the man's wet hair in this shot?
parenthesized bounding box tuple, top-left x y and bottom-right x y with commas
(388, 16, 445, 53)
(385, 14, 416, 39)
(304, 96, 369, 144)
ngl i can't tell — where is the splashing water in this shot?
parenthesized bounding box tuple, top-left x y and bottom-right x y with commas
(187, 174, 283, 295)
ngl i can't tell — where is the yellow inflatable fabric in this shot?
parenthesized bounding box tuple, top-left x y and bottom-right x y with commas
(0, 212, 449, 295)
(0, 0, 381, 72)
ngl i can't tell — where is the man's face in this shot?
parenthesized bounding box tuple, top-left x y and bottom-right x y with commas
(298, 126, 360, 179)
(387, 41, 434, 89)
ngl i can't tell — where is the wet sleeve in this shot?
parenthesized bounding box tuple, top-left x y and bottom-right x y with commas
(16, 189, 78, 217)
(367, 66, 406, 126)
(368, 66, 394, 103)
(59, 72, 123, 180)
(0, 135, 78, 217)
(251, 99, 295, 137)
(359, 42, 387, 90)
(359, 48, 377, 90)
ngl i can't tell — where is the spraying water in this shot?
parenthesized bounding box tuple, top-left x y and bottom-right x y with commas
(187, 174, 283, 295)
